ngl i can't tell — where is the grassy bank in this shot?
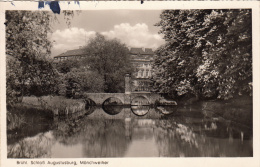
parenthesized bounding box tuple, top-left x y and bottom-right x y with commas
(7, 96, 86, 132)
(22, 96, 86, 116)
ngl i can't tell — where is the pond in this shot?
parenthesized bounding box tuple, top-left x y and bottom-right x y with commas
(7, 101, 253, 158)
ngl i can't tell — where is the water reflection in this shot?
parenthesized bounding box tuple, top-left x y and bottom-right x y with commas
(156, 106, 178, 115)
(101, 97, 124, 115)
(84, 105, 96, 115)
(8, 132, 54, 158)
(154, 119, 252, 157)
(7, 104, 253, 158)
(102, 105, 124, 115)
(51, 118, 130, 157)
(124, 119, 158, 157)
(131, 105, 150, 116)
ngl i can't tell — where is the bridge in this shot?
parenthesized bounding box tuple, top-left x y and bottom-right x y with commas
(83, 92, 161, 106)
(82, 75, 176, 106)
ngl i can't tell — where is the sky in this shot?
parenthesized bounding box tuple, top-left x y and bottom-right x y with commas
(50, 10, 165, 57)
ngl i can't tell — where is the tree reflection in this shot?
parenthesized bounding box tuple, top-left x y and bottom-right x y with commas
(52, 117, 130, 157)
(7, 104, 253, 158)
(82, 119, 130, 157)
(7, 132, 53, 158)
(102, 105, 124, 115)
(155, 106, 178, 115)
(153, 117, 253, 157)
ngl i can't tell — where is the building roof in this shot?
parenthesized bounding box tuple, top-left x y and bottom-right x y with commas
(54, 47, 154, 58)
(54, 48, 87, 58)
(129, 48, 154, 55)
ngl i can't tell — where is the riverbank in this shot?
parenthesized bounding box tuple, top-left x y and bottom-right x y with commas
(22, 96, 86, 116)
(7, 96, 86, 131)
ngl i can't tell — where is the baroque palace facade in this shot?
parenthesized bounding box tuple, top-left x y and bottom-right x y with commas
(53, 47, 154, 92)
(128, 48, 153, 92)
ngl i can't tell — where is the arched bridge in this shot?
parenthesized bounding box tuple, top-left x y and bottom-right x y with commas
(83, 92, 161, 105)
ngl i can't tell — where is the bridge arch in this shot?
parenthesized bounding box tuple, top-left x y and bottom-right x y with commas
(83, 93, 126, 105)
(130, 96, 150, 116)
(83, 98, 96, 115)
(131, 95, 150, 106)
(84, 98, 96, 106)
(102, 97, 124, 115)
(102, 97, 123, 106)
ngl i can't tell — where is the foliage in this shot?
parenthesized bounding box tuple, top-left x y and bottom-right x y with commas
(55, 59, 81, 74)
(54, 34, 132, 94)
(6, 56, 24, 105)
(5, 11, 57, 105)
(5, 10, 79, 105)
(57, 67, 104, 98)
(82, 33, 133, 93)
(153, 9, 252, 100)
(7, 111, 26, 131)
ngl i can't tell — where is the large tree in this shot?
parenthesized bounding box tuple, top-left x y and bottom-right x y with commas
(153, 9, 252, 100)
(6, 11, 56, 105)
(5, 10, 76, 105)
(82, 34, 133, 93)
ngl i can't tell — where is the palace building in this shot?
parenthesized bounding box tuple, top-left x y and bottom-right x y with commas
(53, 47, 86, 63)
(128, 48, 154, 92)
(53, 47, 155, 92)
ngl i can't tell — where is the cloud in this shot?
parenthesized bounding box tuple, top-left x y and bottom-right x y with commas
(101, 23, 164, 49)
(51, 23, 164, 57)
(51, 27, 95, 56)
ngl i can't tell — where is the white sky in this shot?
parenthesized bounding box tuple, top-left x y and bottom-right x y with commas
(51, 10, 165, 57)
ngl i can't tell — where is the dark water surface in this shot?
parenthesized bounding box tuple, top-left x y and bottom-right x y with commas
(7, 101, 253, 158)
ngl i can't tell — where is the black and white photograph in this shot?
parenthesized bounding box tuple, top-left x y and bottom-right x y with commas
(0, 1, 259, 167)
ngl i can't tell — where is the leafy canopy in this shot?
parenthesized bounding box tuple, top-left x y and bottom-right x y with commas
(6, 10, 76, 105)
(153, 9, 252, 100)
(82, 33, 133, 93)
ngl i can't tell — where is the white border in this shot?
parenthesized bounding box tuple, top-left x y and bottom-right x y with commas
(0, 1, 259, 167)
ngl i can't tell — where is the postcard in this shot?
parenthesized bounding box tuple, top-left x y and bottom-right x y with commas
(0, 1, 259, 167)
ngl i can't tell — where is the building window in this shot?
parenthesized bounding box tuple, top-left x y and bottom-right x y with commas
(138, 70, 142, 78)
(146, 71, 149, 77)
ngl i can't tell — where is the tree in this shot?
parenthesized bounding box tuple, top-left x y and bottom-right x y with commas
(57, 67, 104, 98)
(5, 11, 76, 105)
(196, 10, 252, 99)
(82, 34, 133, 93)
(6, 11, 54, 105)
(153, 9, 252, 100)
(54, 34, 131, 95)
(55, 59, 81, 74)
